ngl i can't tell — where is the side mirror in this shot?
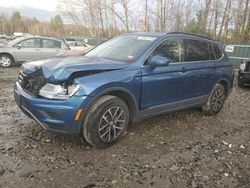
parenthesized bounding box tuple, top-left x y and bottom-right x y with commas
(16, 44, 22, 49)
(150, 55, 170, 67)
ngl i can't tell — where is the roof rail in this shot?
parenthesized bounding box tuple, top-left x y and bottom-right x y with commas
(167, 32, 214, 41)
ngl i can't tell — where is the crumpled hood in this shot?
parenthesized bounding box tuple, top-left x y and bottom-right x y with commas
(21, 56, 129, 83)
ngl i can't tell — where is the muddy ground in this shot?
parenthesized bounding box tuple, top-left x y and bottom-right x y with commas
(0, 67, 249, 188)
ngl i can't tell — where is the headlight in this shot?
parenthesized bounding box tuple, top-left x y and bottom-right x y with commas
(240, 63, 246, 71)
(39, 83, 79, 100)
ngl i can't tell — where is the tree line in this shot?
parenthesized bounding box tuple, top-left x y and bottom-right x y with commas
(58, 0, 249, 42)
(0, 0, 249, 42)
(0, 12, 87, 37)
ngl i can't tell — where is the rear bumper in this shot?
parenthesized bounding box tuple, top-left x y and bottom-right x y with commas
(14, 82, 90, 135)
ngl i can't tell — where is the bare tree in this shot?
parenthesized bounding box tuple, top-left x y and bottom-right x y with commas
(218, 0, 231, 39)
(241, 0, 250, 32)
(144, 0, 148, 31)
(203, 0, 212, 30)
(109, 0, 130, 32)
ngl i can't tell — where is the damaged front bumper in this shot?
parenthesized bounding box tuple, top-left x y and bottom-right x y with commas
(14, 82, 90, 135)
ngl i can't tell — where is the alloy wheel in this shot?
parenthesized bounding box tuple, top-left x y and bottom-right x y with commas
(98, 106, 126, 143)
(211, 88, 225, 112)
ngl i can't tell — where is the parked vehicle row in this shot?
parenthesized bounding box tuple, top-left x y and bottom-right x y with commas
(0, 36, 70, 67)
(0, 35, 96, 68)
(14, 32, 234, 148)
(238, 59, 250, 87)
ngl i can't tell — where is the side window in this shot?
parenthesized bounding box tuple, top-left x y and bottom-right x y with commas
(42, 39, 61, 48)
(212, 43, 223, 59)
(18, 38, 40, 48)
(208, 43, 216, 60)
(149, 39, 184, 64)
(185, 39, 210, 61)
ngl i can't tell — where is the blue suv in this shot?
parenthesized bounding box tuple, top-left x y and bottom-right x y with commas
(14, 32, 234, 148)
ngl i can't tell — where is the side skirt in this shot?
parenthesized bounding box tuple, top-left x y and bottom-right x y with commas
(136, 95, 209, 121)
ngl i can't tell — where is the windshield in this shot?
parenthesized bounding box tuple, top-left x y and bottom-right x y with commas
(85, 35, 157, 62)
(7, 37, 25, 46)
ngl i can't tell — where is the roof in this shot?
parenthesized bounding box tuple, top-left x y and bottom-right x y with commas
(166, 32, 215, 41)
(127, 31, 215, 42)
(127, 32, 166, 37)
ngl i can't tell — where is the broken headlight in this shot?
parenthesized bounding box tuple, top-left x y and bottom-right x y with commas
(39, 83, 80, 100)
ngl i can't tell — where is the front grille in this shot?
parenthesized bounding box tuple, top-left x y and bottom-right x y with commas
(18, 73, 46, 95)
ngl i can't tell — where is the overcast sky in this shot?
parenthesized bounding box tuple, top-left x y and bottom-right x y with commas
(0, 0, 58, 11)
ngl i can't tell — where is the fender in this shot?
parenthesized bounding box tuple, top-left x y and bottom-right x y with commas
(76, 86, 139, 135)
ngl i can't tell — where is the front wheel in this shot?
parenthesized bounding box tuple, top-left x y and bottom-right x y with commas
(0, 54, 13, 68)
(202, 83, 226, 116)
(83, 95, 130, 149)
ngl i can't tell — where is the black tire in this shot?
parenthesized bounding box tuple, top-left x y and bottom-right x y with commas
(238, 75, 244, 88)
(202, 83, 226, 116)
(0, 54, 14, 68)
(83, 95, 130, 149)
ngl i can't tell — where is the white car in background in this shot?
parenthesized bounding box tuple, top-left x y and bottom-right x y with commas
(0, 36, 70, 67)
(67, 41, 93, 52)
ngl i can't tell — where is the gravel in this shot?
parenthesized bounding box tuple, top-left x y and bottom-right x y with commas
(0, 67, 249, 188)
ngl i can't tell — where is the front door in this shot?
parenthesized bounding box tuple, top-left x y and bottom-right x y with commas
(14, 38, 41, 62)
(141, 38, 189, 110)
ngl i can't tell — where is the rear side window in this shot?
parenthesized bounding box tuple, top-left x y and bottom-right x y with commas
(208, 43, 216, 60)
(185, 39, 210, 61)
(212, 43, 223, 59)
(42, 39, 61, 48)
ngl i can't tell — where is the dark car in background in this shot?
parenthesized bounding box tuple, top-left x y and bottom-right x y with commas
(14, 32, 234, 148)
(0, 36, 70, 68)
(238, 59, 250, 87)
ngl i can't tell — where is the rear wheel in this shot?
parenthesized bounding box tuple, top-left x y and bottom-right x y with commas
(202, 83, 226, 116)
(0, 54, 13, 68)
(83, 95, 129, 149)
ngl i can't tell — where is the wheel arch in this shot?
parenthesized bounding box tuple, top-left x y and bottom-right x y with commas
(217, 78, 230, 96)
(91, 87, 139, 122)
(0, 52, 15, 63)
(78, 87, 139, 136)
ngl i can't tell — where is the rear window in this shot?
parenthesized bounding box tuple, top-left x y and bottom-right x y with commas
(185, 39, 210, 61)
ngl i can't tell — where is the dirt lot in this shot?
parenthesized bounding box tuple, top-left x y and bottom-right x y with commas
(0, 67, 249, 188)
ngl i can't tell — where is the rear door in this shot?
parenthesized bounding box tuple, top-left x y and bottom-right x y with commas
(184, 39, 217, 98)
(14, 38, 41, 62)
(40, 39, 64, 58)
(141, 38, 189, 109)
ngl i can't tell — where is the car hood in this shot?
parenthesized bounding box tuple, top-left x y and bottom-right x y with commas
(21, 56, 130, 83)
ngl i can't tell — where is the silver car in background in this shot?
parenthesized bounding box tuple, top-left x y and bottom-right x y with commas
(0, 37, 70, 68)
(67, 41, 94, 52)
